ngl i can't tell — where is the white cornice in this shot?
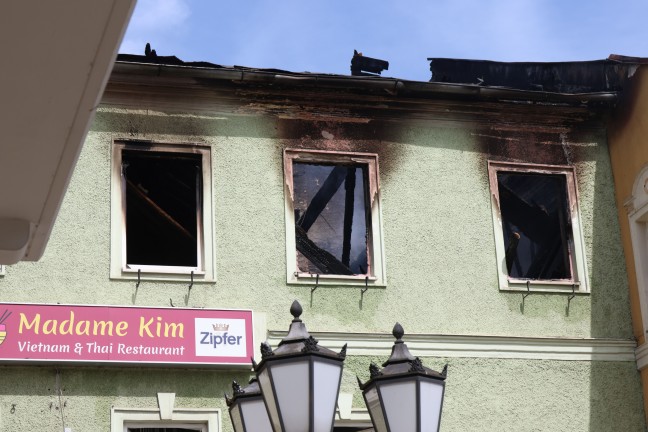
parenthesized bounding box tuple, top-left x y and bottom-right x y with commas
(636, 342, 648, 370)
(267, 331, 636, 362)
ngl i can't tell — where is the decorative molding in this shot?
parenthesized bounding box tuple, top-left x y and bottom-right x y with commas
(636, 342, 648, 370)
(111, 407, 220, 432)
(157, 392, 175, 420)
(267, 330, 636, 362)
(334, 400, 371, 425)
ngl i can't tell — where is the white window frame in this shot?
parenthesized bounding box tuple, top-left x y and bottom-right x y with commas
(627, 164, 648, 347)
(283, 149, 386, 287)
(488, 161, 589, 293)
(125, 421, 207, 431)
(110, 140, 215, 282)
(112, 393, 221, 432)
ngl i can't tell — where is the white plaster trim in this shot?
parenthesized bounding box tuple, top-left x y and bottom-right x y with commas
(268, 331, 636, 362)
(0, 265, 5, 276)
(111, 406, 220, 432)
(157, 392, 176, 420)
(636, 341, 648, 370)
(334, 395, 372, 428)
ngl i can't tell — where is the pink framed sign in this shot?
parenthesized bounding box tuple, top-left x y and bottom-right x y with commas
(0, 304, 254, 366)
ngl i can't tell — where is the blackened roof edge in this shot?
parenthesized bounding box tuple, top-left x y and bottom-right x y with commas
(114, 53, 641, 106)
(427, 54, 645, 94)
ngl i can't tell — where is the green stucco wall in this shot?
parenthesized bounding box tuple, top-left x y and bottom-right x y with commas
(0, 358, 644, 431)
(0, 104, 644, 431)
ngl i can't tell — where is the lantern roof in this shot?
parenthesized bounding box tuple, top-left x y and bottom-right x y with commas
(358, 323, 447, 389)
(254, 300, 347, 371)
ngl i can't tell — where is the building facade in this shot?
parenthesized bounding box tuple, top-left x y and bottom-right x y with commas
(609, 61, 648, 422)
(0, 56, 645, 431)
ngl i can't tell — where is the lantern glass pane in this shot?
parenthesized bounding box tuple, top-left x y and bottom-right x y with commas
(240, 398, 274, 432)
(271, 359, 310, 432)
(258, 367, 282, 431)
(229, 404, 244, 432)
(379, 380, 417, 432)
(420, 380, 444, 432)
(363, 385, 388, 432)
(312, 359, 343, 432)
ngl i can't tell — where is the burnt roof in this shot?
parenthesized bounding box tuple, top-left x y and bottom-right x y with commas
(428, 55, 644, 93)
(116, 53, 297, 75)
(113, 52, 648, 110)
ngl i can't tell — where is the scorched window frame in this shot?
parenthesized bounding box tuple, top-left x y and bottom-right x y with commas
(487, 161, 589, 294)
(283, 149, 386, 287)
(110, 140, 215, 282)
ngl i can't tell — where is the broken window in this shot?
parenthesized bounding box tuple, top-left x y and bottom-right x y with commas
(122, 149, 201, 268)
(111, 142, 215, 280)
(128, 428, 204, 432)
(125, 423, 207, 432)
(488, 161, 589, 292)
(293, 162, 370, 275)
(284, 149, 386, 286)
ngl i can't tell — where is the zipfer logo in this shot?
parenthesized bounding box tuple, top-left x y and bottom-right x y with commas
(0, 309, 11, 347)
(194, 318, 246, 357)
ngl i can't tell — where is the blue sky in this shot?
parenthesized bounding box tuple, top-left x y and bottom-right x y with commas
(120, 0, 648, 82)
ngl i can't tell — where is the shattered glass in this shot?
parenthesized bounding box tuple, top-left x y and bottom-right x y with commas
(497, 172, 572, 280)
(292, 162, 370, 275)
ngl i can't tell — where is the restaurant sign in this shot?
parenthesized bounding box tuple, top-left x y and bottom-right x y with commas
(0, 304, 254, 366)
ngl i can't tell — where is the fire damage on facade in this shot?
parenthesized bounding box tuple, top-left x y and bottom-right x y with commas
(1, 49, 646, 431)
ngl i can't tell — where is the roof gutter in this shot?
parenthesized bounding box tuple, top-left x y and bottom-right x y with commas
(112, 61, 619, 106)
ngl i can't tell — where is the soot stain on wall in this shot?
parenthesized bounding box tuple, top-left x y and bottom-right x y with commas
(276, 118, 403, 177)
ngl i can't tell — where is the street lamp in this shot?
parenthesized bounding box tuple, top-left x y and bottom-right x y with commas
(254, 300, 347, 432)
(357, 323, 447, 432)
(225, 378, 273, 432)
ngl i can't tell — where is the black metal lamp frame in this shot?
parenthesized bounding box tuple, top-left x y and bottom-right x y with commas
(254, 300, 347, 432)
(225, 378, 271, 432)
(358, 323, 448, 432)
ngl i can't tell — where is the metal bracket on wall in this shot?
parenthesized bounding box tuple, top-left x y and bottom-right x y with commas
(567, 283, 576, 305)
(188, 271, 194, 291)
(360, 276, 369, 310)
(135, 269, 141, 289)
(522, 280, 531, 302)
(310, 274, 319, 307)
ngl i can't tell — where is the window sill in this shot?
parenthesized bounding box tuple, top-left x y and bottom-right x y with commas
(110, 272, 215, 284)
(123, 265, 205, 276)
(500, 279, 588, 294)
(289, 273, 386, 288)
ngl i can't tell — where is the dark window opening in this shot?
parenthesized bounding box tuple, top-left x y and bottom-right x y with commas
(122, 150, 202, 268)
(128, 429, 200, 432)
(292, 162, 371, 275)
(497, 172, 572, 280)
(333, 427, 374, 431)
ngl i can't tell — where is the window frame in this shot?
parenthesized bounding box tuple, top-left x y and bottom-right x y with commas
(112, 408, 220, 432)
(283, 149, 386, 287)
(487, 161, 589, 294)
(110, 140, 215, 282)
(627, 164, 648, 340)
(125, 421, 207, 432)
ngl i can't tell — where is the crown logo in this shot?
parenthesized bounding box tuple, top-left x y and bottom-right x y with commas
(212, 323, 229, 332)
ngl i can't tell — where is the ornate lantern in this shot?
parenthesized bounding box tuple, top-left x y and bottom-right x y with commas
(358, 323, 447, 432)
(225, 378, 273, 432)
(254, 300, 347, 432)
